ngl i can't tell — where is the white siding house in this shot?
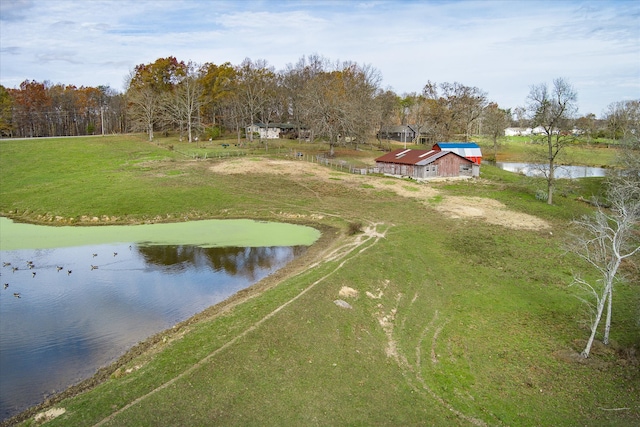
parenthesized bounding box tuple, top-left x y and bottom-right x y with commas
(246, 124, 281, 139)
(504, 127, 533, 136)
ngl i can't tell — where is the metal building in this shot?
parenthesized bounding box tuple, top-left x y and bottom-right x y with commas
(433, 142, 483, 165)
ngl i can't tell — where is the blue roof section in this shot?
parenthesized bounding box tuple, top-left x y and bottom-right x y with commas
(434, 142, 482, 160)
(436, 142, 480, 148)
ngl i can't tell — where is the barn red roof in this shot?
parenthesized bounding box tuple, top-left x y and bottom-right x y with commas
(375, 148, 472, 165)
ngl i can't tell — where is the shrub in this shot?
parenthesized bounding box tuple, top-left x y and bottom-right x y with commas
(347, 221, 363, 235)
(205, 126, 222, 140)
(535, 189, 548, 201)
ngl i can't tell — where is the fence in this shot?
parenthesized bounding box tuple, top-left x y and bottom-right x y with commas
(281, 151, 379, 176)
(176, 146, 381, 175)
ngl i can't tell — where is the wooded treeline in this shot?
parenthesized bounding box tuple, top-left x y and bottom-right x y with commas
(0, 55, 636, 147)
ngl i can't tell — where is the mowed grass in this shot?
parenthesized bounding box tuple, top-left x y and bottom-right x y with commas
(474, 135, 620, 166)
(1, 135, 638, 426)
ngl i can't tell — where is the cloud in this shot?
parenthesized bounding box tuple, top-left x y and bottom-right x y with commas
(0, 46, 20, 55)
(0, 0, 638, 116)
(0, 0, 35, 22)
(36, 51, 82, 65)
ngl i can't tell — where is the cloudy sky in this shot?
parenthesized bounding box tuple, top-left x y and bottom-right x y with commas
(1, 0, 638, 117)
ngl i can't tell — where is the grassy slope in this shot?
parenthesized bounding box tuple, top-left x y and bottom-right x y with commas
(0, 135, 638, 426)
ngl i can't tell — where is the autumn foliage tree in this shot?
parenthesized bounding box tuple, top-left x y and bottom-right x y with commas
(0, 85, 14, 136)
(126, 56, 186, 141)
(199, 61, 236, 127)
(4, 54, 519, 145)
(11, 80, 51, 137)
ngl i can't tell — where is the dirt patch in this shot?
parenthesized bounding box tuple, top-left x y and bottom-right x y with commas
(433, 196, 550, 230)
(209, 158, 550, 231)
(34, 407, 65, 423)
(338, 286, 359, 298)
(209, 157, 438, 195)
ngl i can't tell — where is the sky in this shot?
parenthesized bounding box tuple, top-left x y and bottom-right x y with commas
(0, 0, 638, 117)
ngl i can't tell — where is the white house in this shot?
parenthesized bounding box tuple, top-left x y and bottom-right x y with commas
(246, 123, 281, 139)
(504, 127, 532, 136)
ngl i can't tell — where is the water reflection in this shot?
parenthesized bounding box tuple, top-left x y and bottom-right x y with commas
(137, 245, 306, 279)
(0, 243, 304, 420)
(494, 162, 607, 178)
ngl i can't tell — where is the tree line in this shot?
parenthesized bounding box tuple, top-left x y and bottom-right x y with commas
(0, 80, 126, 138)
(0, 55, 637, 150)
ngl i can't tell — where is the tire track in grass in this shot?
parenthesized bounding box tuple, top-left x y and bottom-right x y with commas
(93, 223, 389, 426)
(379, 296, 491, 426)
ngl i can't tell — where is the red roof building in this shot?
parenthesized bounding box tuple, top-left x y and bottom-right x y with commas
(375, 148, 479, 180)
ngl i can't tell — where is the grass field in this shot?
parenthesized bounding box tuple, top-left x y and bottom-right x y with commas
(0, 135, 638, 426)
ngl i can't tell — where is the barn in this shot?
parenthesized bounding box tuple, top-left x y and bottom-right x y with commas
(375, 148, 479, 180)
(433, 142, 482, 164)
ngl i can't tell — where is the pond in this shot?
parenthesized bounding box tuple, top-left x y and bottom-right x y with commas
(0, 218, 320, 421)
(494, 162, 607, 179)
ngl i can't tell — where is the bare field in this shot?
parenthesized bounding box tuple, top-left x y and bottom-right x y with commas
(209, 157, 550, 230)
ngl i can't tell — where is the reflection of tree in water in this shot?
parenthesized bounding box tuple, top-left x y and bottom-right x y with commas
(135, 245, 307, 280)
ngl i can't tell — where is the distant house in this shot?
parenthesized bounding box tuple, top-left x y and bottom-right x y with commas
(376, 125, 417, 143)
(432, 142, 482, 165)
(246, 123, 281, 139)
(531, 126, 551, 135)
(246, 123, 309, 140)
(375, 148, 479, 180)
(504, 127, 532, 136)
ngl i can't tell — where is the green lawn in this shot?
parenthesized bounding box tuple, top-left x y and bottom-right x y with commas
(1, 135, 638, 427)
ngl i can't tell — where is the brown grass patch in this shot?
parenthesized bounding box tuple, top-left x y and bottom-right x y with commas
(208, 158, 550, 231)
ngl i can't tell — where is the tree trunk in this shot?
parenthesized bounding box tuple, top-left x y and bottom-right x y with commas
(603, 285, 612, 345)
(547, 162, 555, 205)
(603, 258, 621, 345)
(581, 285, 609, 358)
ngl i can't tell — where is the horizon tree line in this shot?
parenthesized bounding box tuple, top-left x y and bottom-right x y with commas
(0, 55, 636, 151)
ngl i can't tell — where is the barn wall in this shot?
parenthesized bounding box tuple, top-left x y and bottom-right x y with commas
(433, 155, 473, 177)
(376, 157, 474, 179)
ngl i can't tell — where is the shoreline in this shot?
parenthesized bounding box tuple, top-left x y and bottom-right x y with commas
(1, 221, 339, 427)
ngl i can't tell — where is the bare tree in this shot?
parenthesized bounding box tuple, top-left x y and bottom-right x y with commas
(568, 182, 640, 358)
(404, 91, 437, 144)
(569, 100, 639, 358)
(281, 54, 329, 142)
(300, 61, 381, 156)
(420, 81, 487, 142)
(511, 106, 528, 128)
(575, 113, 597, 143)
(232, 58, 277, 142)
(375, 89, 401, 147)
(171, 62, 204, 144)
(526, 78, 578, 204)
(126, 84, 160, 141)
(604, 100, 639, 141)
(482, 103, 510, 161)
(443, 82, 488, 140)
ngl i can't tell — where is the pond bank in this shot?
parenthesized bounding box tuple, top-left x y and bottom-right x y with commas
(1, 222, 338, 427)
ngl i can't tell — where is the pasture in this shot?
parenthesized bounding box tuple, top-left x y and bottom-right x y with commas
(0, 135, 638, 426)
